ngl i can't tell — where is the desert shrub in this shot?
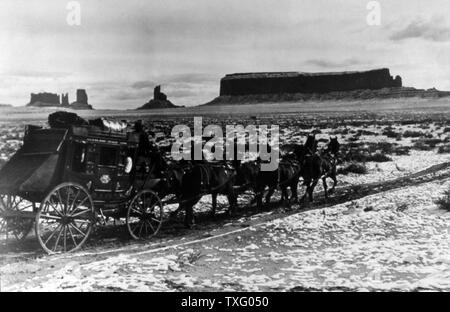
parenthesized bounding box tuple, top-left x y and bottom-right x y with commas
(399, 120, 418, 126)
(403, 130, 425, 138)
(356, 129, 377, 136)
(366, 152, 392, 162)
(413, 138, 442, 151)
(394, 146, 411, 155)
(443, 127, 450, 133)
(338, 162, 368, 175)
(382, 129, 400, 138)
(424, 138, 443, 145)
(435, 190, 450, 212)
(438, 145, 450, 154)
(413, 141, 433, 151)
(369, 142, 396, 154)
(348, 135, 359, 142)
(342, 149, 368, 162)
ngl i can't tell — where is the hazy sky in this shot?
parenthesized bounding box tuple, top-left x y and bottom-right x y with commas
(1, 0, 450, 109)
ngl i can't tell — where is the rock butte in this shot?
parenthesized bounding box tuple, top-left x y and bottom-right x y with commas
(27, 89, 93, 110)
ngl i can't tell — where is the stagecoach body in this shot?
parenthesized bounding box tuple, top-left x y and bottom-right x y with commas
(0, 123, 165, 254)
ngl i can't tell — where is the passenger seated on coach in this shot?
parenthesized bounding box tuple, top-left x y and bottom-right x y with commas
(133, 120, 160, 174)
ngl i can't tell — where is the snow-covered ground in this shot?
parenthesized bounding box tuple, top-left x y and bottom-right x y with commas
(339, 150, 450, 186)
(3, 175, 450, 291)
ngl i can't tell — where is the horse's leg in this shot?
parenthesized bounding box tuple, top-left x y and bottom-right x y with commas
(265, 187, 275, 204)
(183, 203, 194, 229)
(280, 186, 289, 205)
(309, 179, 319, 202)
(211, 192, 217, 219)
(226, 183, 237, 216)
(170, 203, 183, 220)
(291, 180, 299, 203)
(330, 169, 337, 194)
(255, 183, 264, 211)
(300, 180, 310, 203)
(322, 176, 328, 198)
(256, 192, 263, 210)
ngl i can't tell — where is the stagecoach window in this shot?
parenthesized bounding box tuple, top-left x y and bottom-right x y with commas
(72, 143, 86, 172)
(99, 146, 117, 166)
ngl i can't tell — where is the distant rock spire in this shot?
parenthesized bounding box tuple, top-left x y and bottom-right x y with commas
(138, 85, 179, 109)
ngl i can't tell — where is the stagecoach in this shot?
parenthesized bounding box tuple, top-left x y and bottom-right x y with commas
(0, 120, 165, 254)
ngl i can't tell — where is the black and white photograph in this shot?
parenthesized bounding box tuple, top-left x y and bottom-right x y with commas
(0, 0, 450, 296)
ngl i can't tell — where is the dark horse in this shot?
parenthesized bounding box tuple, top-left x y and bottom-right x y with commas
(175, 162, 237, 228)
(233, 153, 301, 210)
(300, 136, 340, 202)
(257, 155, 301, 208)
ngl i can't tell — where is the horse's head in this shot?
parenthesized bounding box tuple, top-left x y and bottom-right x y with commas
(163, 162, 187, 195)
(304, 134, 317, 154)
(237, 161, 260, 186)
(280, 143, 307, 163)
(149, 150, 169, 177)
(328, 136, 340, 155)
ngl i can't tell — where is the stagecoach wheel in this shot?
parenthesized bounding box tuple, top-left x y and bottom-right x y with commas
(127, 190, 164, 240)
(0, 194, 35, 241)
(35, 183, 95, 254)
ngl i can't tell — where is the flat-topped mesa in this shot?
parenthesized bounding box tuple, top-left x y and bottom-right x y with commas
(28, 92, 60, 107)
(219, 68, 402, 96)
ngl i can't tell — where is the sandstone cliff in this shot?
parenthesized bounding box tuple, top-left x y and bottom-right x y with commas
(205, 87, 450, 106)
(219, 68, 401, 96)
(27, 92, 60, 107)
(28, 89, 92, 109)
(70, 89, 92, 109)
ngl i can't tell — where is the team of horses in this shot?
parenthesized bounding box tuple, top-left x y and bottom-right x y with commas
(148, 134, 340, 228)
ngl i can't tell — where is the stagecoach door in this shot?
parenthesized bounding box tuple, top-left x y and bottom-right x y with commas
(94, 144, 133, 199)
(95, 145, 118, 195)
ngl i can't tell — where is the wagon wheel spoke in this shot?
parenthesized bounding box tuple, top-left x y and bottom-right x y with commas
(48, 197, 64, 217)
(0, 196, 7, 211)
(11, 197, 23, 210)
(53, 225, 64, 252)
(69, 196, 89, 216)
(44, 223, 62, 245)
(138, 221, 145, 237)
(63, 226, 67, 252)
(72, 218, 91, 224)
(145, 219, 155, 233)
(69, 189, 81, 211)
(56, 190, 65, 214)
(67, 223, 78, 247)
(70, 208, 91, 218)
(131, 222, 141, 234)
(69, 222, 87, 238)
(130, 207, 143, 216)
(39, 213, 62, 220)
